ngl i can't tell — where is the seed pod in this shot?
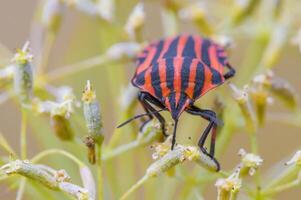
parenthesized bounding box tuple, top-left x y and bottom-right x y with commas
(50, 114, 73, 140)
(83, 136, 96, 164)
(12, 42, 33, 105)
(41, 0, 65, 34)
(82, 80, 103, 145)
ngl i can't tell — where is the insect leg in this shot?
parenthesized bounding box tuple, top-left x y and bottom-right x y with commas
(223, 63, 236, 80)
(186, 105, 221, 170)
(138, 92, 168, 137)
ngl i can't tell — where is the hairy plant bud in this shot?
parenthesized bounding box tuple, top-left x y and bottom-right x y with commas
(12, 41, 34, 105)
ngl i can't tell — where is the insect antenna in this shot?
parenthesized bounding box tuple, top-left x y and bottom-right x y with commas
(117, 109, 165, 128)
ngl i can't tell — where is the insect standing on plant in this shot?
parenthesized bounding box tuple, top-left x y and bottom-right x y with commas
(118, 34, 235, 170)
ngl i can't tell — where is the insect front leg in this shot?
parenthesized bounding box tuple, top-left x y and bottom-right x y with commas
(138, 92, 168, 137)
(223, 63, 236, 80)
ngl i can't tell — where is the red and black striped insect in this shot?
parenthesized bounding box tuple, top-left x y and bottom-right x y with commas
(118, 34, 235, 170)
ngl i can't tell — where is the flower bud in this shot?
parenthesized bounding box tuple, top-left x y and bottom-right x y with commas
(12, 41, 34, 105)
(125, 3, 145, 41)
(82, 80, 104, 145)
(229, 84, 257, 133)
(215, 168, 242, 200)
(238, 148, 263, 176)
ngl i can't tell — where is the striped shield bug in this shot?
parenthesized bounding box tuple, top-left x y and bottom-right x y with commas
(118, 34, 235, 170)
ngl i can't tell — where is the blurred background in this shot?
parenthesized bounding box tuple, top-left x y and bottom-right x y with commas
(1, 0, 301, 199)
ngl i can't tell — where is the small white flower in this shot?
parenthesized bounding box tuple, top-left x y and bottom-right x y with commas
(215, 168, 242, 196)
(229, 83, 249, 102)
(285, 150, 301, 166)
(239, 148, 263, 176)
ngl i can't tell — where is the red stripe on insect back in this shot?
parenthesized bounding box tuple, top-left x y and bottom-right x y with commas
(176, 35, 189, 57)
(158, 37, 173, 60)
(143, 68, 155, 96)
(158, 59, 169, 97)
(209, 45, 223, 74)
(137, 48, 157, 74)
(173, 57, 184, 105)
(185, 59, 198, 99)
(193, 35, 202, 59)
(201, 64, 215, 96)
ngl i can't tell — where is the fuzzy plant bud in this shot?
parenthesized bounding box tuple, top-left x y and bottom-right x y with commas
(106, 42, 141, 60)
(229, 84, 257, 133)
(0, 65, 14, 89)
(285, 151, 301, 166)
(0, 160, 91, 200)
(82, 80, 103, 145)
(215, 168, 242, 200)
(41, 0, 66, 33)
(12, 41, 34, 105)
(125, 3, 145, 41)
(178, 2, 213, 35)
(238, 148, 263, 176)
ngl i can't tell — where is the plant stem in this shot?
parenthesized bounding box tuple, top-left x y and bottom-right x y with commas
(46, 55, 110, 81)
(20, 109, 27, 159)
(262, 178, 301, 196)
(119, 175, 149, 200)
(102, 141, 139, 161)
(16, 178, 26, 200)
(97, 144, 103, 200)
(31, 149, 85, 167)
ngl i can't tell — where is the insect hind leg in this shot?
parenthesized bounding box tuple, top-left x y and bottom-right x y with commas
(138, 92, 168, 137)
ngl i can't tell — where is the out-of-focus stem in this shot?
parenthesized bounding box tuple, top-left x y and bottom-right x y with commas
(161, 8, 178, 36)
(46, 55, 110, 81)
(31, 149, 85, 167)
(96, 144, 103, 200)
(119, 175, 148, 200)
(16, 178, 26, 200)
(102, 141, 139, 161)
(20, 109, 27, 159)
(262, 176, 301, 196)
(38, 32, 56, 75)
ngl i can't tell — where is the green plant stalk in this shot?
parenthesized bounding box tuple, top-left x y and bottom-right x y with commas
(38, 31, 56, 75)
(21, 109, 27, 159)
(0, 131, 17, 157)
(262, 177, 301, 196)
(97, 144, 103, 200)
(16, 178, 26, 200)
(119, 175, 149, 200)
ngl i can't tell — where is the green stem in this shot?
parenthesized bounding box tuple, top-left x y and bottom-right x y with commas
(119, 175, 149, 200)
(16, 178, 26, 200)
(97, 144, 103, 200)
(31, 149, 85, 167)
(262, 178, 300, 196)
(102, 141, 139, 161)
(20, 109, 27, 159)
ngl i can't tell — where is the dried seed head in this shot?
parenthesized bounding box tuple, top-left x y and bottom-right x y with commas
(125, 3, 145, 40)
(238, 148, 263, 176)
(285, 150, 301, 166)
(83, 136, 96, 164)
(41, 0, 65, 33)
(13, 41, 34, 105)
(215, 168, 242, 199)
(50, 114, 74, 140)
(82, 80, 104, 145)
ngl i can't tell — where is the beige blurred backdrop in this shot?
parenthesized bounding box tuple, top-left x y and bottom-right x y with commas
(1, 0, 301, 199)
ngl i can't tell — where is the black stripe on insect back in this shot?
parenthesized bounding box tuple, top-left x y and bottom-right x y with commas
(193, 62, 205, 99)
(182, 35, 196, 58)
(165, 58, 175, 92)
(150, 62, 163, 99)
(133, 70, 146, 86)
(180, 57, 192, 92)
(163, 36, 180, 59)
(201, 39, 223, 85)
(150, 39, 164, 64)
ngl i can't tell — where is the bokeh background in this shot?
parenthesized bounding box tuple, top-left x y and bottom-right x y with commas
(1, 0, 301, 199)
